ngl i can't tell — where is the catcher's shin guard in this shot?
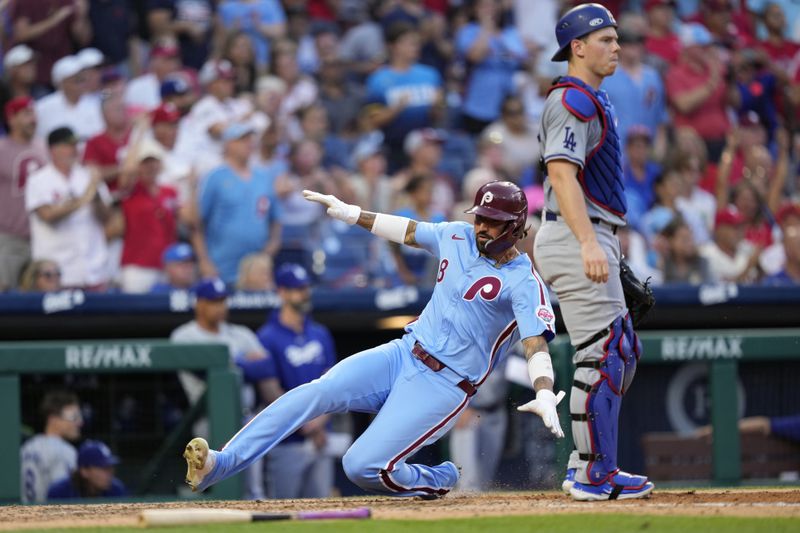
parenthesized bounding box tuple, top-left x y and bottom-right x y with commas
(570, 314, 641, 485)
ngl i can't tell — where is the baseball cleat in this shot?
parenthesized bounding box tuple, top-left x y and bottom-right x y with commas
(561, 468, 576, 494)
(569, 480, 654, 501)
(183, 437, 214, 492)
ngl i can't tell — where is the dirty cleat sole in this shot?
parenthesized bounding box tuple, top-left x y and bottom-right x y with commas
(183, 437, 210, 491)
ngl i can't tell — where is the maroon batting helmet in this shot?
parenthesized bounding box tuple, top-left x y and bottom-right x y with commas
(464, 181, 528, 254)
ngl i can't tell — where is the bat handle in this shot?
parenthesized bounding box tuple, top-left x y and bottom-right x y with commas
(297, 507, 371, 520)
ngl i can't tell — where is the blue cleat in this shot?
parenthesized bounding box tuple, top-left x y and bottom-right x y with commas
(561, 468, 576, 494)
(569, 478, 654, 501)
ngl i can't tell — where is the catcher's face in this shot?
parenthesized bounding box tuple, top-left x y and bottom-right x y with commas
(474, 215, 506, 254)
(576, 27, 620, 78)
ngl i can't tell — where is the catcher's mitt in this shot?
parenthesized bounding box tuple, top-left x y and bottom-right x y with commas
(620, 258, 655, 327)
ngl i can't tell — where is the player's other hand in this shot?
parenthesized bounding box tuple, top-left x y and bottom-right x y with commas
(302, 189, 361, 225)
(517, 389, 566, 438)
(580, 239, 609, 283)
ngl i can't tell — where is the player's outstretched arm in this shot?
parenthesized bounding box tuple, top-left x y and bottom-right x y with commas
(516, 335, 566, 438)
(303, 190, 419, 246)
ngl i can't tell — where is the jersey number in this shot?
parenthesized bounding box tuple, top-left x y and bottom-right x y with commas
(437, 259, 449, 283)
(463, 276, 502, 301)
(563, 127, 576, 152)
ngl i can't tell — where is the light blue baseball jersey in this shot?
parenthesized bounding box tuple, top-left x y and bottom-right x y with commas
(405, 221, 555, 383)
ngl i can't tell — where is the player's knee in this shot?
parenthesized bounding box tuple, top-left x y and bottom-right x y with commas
(341, 449, 376, 488)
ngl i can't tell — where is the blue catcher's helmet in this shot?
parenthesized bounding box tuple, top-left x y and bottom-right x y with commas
(552, 3, 617, 62)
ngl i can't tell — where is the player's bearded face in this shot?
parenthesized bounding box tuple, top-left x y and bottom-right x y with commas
(474, 216, 506, 254)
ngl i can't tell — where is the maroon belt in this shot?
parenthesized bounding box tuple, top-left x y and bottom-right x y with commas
(412, 342, 477, 397)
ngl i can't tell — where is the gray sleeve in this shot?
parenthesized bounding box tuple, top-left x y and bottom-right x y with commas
(541, 91, 590, 169)
(232, 326, 266, 356)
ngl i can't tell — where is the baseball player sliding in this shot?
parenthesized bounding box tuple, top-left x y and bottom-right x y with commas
(535, 4, 654, 500)
(183, 180, 565, 498)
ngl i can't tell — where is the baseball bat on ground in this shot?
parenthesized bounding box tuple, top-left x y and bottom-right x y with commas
(139, 507, 371, 527)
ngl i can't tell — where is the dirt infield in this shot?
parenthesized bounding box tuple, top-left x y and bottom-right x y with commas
(2, 489, 799, 530)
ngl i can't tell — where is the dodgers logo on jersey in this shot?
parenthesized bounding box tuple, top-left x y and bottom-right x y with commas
(563, 126, 576, 152)
(463, 276, 502, 302)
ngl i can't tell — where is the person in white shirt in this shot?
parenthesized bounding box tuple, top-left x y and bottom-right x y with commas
(700, 207, 761, 283)
(124, 40, 182, 113)
(34, 56, 104, 142)
(25, 127, 113, 290)
(178, 59, 252, 175)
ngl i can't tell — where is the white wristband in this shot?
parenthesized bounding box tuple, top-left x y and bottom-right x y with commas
(371, 213, 411, 244)
(528, 351, 554, 386)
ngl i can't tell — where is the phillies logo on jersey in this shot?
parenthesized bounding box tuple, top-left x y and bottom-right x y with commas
(463, 276, 502, 302)
(480, 191, 493, 206)
(12, 153, 46, 197)
(537, 306, 555, 324)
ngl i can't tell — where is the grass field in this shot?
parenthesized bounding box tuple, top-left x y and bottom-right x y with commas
(16, 514, 800, 533)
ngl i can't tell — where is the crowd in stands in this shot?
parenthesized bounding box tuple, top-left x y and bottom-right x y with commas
(1, 0, 800, 295)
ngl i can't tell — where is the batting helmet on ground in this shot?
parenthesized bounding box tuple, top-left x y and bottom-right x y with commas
(552, 3, 618, 62)
(464, 181, 528, 254)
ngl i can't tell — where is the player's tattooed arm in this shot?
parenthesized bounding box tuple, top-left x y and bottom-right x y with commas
(522, 335, 554, 393)
(357, 211, 419, 247)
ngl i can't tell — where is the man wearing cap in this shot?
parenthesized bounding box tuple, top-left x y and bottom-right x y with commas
(10, 0, 92, 88)
(601, 25, 668, 153)
(34, 55, 104, 142)
(666, 23, 739, 161)
(170, 277, 280, 442)
(254, 263, 336, 499)
(700, 207, 761, 282)
(643, 0, 682, 67)
(119, 139, 179, 293)
(535, 4, 654, 500)
(0, 45, 42, 124)
(182, 59, 252, 173)
(76, 47, 104, 100)
(192, 123, 281, 285)
(25, 127, 113, 290)
(124, 39, 182, 112)
(151, 103, 194, 210)
(150, 242, 197, 293)
(0, 96, 48, 291)
(47, 440, 127, 500)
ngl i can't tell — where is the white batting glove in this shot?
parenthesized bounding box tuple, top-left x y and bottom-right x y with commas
(302, 189, 361, 225)
(517, 389, 566, 438)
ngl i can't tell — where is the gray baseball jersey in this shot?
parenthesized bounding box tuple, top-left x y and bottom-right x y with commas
(539, 87, 626, 227)
(20, 435, 77, 503)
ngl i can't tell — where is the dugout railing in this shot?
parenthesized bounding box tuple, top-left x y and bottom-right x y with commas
(551, 328, 800, 485)
(0, 341, 242, 503)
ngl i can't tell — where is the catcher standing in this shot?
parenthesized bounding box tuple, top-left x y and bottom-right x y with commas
(535, 3, 654, 501)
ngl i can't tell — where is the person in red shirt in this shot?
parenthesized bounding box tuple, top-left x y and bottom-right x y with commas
(82, 89, 131, 193)
(666, 23, 740, 162)
(119, 139, 178, 293)
(759, 3, 800, 74)
(644, 0, 682, 68)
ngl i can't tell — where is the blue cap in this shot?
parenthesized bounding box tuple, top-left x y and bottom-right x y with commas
(78, 440, 119, 468)
(552, 3, 617, 62)
(162, 243, 194, 264)
(222, 123, 255, 143)
(160, 75, 190, 98)
(193, 277, 229, 300)
(275, 263, 311, 289)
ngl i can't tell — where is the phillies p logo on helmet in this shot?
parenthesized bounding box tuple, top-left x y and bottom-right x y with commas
(481, 191, 494, 206)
